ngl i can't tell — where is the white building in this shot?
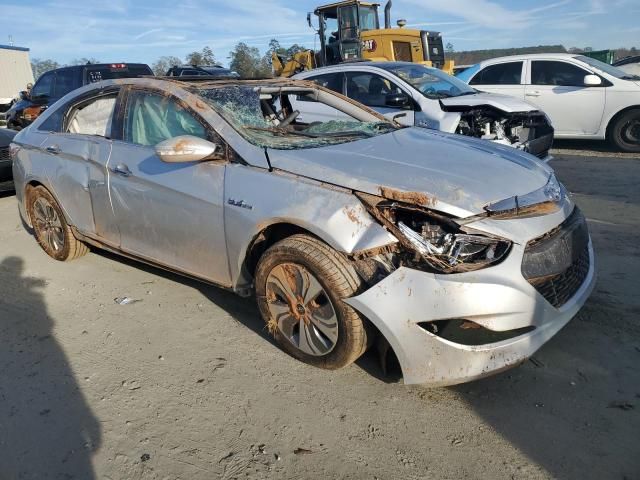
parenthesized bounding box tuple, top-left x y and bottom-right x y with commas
(0, 44, 35, 111)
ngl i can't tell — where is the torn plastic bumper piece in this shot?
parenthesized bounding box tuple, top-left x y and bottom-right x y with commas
(345, 240, 596, 386)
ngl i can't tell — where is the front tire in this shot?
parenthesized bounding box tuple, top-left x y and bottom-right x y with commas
(609, 109, 640, 153)
(255, 234, 370, 370)
(27, 186, 89, 261)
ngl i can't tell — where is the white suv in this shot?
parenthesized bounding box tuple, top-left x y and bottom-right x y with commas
(456, 53, 640, 152)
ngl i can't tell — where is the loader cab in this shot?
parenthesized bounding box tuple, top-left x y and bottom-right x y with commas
(316, 1, 380, 66)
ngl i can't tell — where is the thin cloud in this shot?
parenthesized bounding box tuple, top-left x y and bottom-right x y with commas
(134, 28, 163, 41)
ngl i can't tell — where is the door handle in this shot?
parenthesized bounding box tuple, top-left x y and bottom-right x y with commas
(45, 145, 60, 154)
(112, 163, 132, 177)
(526, 91, 541, 97)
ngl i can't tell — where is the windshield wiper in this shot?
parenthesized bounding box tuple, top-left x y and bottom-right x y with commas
(245, 126, 317, 138)
(622, 75, 640, 80)
(318, 130, 376, 138)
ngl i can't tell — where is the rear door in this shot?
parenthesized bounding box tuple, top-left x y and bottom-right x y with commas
(31, 88, 118, 236)
(524, 60, 606, 135)
(468, 61, 525, 99)
(107, 87, 230, 284)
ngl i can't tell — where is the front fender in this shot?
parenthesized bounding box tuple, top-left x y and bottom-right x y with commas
(223, 164, 397, 289)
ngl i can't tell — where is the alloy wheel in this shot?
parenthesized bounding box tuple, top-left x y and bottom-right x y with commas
(265, 263, 339, 356)
(32, 197, 65, 253)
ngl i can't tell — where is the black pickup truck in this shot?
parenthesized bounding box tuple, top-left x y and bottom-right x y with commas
(5, 63, 153, 130)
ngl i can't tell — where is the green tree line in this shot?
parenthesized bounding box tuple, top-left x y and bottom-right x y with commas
(31, 42, 639, 81)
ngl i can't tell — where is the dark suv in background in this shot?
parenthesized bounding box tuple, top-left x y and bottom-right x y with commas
(5, 63, 153, 129)
(165, 64, 239, 78)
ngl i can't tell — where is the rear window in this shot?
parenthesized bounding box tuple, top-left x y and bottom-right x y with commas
(470, 61, 523, 85)
(85, 65, 153, 83)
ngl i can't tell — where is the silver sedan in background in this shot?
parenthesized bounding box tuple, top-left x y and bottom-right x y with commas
(11, 77, 595, 386)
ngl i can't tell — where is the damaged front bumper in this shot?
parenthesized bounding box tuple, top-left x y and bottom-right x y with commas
(345, 227, 596, 387)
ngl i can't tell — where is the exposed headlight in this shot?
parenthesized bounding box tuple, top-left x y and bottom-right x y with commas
(397, 219, 510, 272)
(356, 193, 511, 274)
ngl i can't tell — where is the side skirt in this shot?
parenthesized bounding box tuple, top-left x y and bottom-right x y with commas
(70, 228, 249, 296)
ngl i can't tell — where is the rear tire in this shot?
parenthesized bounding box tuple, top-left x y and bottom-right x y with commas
(609, 109, 640, 153)
(255, 234, 370, 370)
(27, 186, 89, 261)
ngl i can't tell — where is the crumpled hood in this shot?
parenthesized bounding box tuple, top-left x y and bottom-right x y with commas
(440, 91, 538, 113)
(267, 127, 553, 217)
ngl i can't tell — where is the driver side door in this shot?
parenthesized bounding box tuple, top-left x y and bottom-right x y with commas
(107, 87, 230, 284)
(524, 60, 606, 135)
(344, 71, 415, 126)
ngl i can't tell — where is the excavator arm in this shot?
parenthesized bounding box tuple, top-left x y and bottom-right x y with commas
(272, 50, 317, 78)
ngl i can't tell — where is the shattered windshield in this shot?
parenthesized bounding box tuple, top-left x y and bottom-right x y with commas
(383, 64, 478, 99)
(195, 85, 397, 150)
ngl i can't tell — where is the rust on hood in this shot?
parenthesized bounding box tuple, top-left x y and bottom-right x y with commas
(379, 187, 436, 207)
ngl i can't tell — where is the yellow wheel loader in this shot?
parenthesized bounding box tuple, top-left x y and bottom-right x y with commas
(273, 0, 455, 77)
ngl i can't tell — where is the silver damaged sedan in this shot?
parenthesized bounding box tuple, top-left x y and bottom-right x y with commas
(11, 77, 596, 386)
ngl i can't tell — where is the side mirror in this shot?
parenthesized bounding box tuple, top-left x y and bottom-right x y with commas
(307, 12, 313, 29)
(584, 74, 602, 87)
(385, 93, 410, 108)
(155, 135, 222, 163)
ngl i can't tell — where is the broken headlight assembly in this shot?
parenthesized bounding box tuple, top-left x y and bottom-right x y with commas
(394, 207, 511, 273)
(356, 194, 511, 274)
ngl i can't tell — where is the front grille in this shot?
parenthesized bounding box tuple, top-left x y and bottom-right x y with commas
(0, 146, 10, 163)
(522, 207, 591, 308)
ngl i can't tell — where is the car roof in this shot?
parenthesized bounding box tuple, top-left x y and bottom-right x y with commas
(73, 76, 321, 93)
(296, 61, 436, 75)
(42, 63, 151, 73)
(476, 53, 582, 65)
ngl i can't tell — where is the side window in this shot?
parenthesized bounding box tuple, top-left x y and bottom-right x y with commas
(124, 91, 207, 146)
(308, 72, 343, 94)
(66, 94, 118, 137)
(31, 72, 55, 99)
(531, 61, 590, 87)
(38, 106, 65, 132)
(345, 72, 404, 108)
(298, 73, 343, 102)
(53, 69, 78, 98)
(470, 62, 523, 85)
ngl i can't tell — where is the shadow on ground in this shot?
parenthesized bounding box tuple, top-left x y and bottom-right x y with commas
(0, 256, 101, 479)
(552, 139, 619, 153)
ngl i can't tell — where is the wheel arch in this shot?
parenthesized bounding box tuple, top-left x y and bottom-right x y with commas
(239, 221, 325, 289)
(605, 105, 640, 139)
(239, 222, 398, 363)
(23, 180, 47, 228)
(23, 180, 75, 229)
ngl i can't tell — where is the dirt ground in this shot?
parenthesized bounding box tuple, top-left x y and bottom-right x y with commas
(0, 146, 639, 480)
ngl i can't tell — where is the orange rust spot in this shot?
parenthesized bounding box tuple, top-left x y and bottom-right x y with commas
(379, 187, 436, 207)
(173, 138, 194, 153)
(343, 205, 365, 229)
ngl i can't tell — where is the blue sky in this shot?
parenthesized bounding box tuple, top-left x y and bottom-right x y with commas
(2, 0, 639, 66)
